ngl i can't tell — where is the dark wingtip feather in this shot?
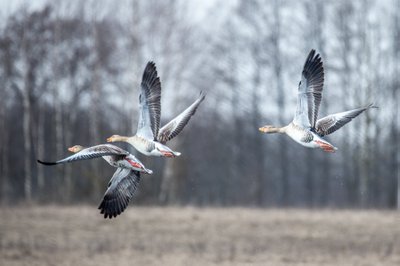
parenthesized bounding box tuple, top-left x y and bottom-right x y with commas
(98, 198, 126, 219)
(143, 61, 158, 82)
(147, 61, 156, 69)
(302, 49, 324, 83)
(142, 61, 160, 92)
(199, 91, 206, 101)
(98, 170, 140, 219)
(368, 103, 379, 109)
(307, 49, 316, 59)
(304, 49, 317, 66)
(37, 160, 57, 166)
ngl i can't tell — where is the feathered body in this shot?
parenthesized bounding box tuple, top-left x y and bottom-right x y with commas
(37, 144, 153, 219)
(259, 49, 377, 152)
(107, 61, 205, 157)
(38, 144, 152, 174)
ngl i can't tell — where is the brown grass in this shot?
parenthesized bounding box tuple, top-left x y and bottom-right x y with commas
(0, 206, 399, 266)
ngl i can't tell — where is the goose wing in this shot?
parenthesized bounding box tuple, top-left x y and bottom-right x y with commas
(315, 104, 377, 136)
(98, 168, 141, 219)
(157, 91, 206, 144)
(293, 49, 324, 128)
(37, 144, 129, 165)
(136, 61, 162, 140)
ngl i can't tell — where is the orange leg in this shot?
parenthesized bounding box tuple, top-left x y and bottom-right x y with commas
(314, 140, 336, 153)
(160, 150, 175, 158)
(127, 159, 143, 169)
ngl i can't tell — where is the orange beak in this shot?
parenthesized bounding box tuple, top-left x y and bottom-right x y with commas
(259, 127, 267, 133)
(106, 137, 112, 142)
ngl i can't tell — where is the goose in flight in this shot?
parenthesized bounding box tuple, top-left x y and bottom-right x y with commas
(38, 144, 151, 218)
(107, 61, 206, 157)
(259, 49, 377, 152)
(37, 144, 152, 174)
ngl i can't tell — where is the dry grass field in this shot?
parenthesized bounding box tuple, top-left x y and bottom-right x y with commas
(0, 206, 399, 266)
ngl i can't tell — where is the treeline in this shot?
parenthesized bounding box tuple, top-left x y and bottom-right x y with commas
(0, 0, 398, 208)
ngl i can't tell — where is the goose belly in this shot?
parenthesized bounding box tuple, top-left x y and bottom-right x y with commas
(129, 137, 155, 156)
(286, 125, 319, 148)
(134, 144, 154, 156)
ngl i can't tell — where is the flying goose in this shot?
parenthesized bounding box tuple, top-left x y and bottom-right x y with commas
(38, 144, 152, 174)
(107, 62, 206, 157)
(38, 144, 151, 218)
(259, 49, 377, 152)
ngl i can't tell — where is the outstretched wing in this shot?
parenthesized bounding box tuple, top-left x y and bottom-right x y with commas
(315, 104, 377, 136)
(98, 168, 141, 219)
(136, 61, 162, 140)
(157, 91, 206, 144)
(293, 49, 324, 128)
(37, 144, 129, 165)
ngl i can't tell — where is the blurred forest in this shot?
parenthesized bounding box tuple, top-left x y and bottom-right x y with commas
(0, 0, 398, 208)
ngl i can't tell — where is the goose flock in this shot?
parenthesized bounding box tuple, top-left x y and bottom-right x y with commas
(38, 62, 205, 218)
(38, 50, 376, 218)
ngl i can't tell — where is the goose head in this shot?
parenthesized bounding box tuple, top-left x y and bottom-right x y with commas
(107, 135, 124, 143)
(68, 145, 84, 153)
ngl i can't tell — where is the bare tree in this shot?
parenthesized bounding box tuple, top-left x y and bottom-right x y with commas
(392, 0, 400, 209)
(270, 0, 290, 206)
(332, 0, 358, 206)
(0, 30, 12, 203)
(11, 7, 54, 201)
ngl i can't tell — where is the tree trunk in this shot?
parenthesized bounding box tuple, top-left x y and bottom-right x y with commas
(252, 73, 265, 206)
(37, 106, 45, 191)
(272, 0, 289, 206)
(88, 22, 103, 200)
(52, 15, 68, 202)
(22, 88, 32, 202)
(356, 4, 371, 207)
(336, 1, 355, 206)
(159, 157, 177, 204)
(305, 151, 315, 207)
(392, 0, 400, 209)
(251, 44, 266, 206)
(159, 139, 188, 205)
(0, 101, 9, 203)
(130, 0, 143, 134)
(64, 101, 77, 202)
